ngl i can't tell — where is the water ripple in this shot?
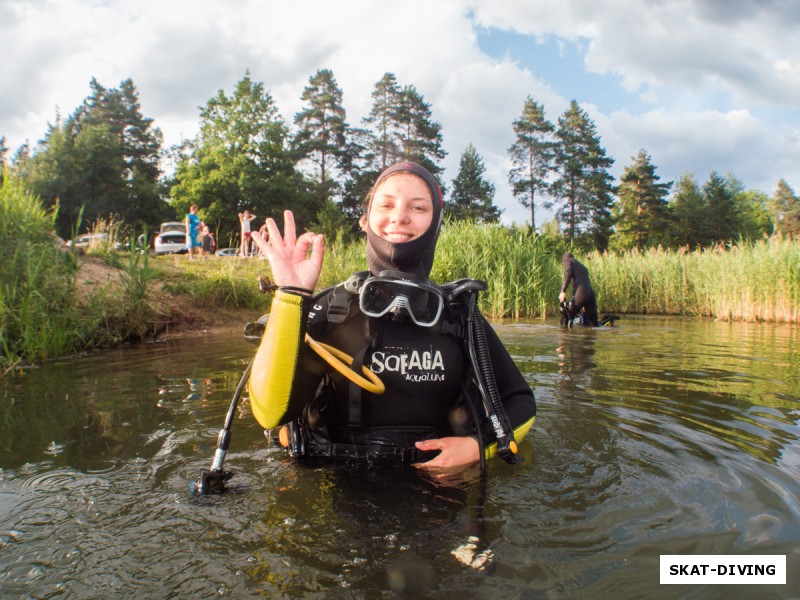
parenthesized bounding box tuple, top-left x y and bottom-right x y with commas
(2, 326, 799, 598)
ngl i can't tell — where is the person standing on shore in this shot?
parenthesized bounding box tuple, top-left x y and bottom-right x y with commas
(239, 210, 257, 257)
(185, 204, 203, 260)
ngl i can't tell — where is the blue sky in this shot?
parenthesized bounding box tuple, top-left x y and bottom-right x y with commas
(477, 29, 636, 115)
(2, 0, 799, 226)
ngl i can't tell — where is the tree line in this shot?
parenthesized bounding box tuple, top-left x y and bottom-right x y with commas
(2, 70, 799, 251)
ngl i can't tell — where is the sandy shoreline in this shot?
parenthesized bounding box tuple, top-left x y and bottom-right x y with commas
(74, 255, 264, 342)
(157, 306, 258, 340)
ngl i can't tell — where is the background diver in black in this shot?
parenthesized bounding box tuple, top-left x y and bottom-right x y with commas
(249, 161, 536, 470)
(559, 252, 599, 327)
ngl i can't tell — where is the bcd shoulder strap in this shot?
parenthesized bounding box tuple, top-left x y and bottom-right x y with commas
(326, 271, 369, 324)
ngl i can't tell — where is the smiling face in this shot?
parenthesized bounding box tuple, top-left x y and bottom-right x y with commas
(366, 173, 434, 243)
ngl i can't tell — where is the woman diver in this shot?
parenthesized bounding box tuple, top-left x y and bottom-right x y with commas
(247, 162, 536, 470)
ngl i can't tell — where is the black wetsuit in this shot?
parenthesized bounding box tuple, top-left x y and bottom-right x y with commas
(271, 161, 535, 461)
(281, 284, 536, 458)
(561, 255, 599, 327)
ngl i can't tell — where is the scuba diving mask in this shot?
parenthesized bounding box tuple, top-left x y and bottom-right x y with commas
(359, 273, 444, 327)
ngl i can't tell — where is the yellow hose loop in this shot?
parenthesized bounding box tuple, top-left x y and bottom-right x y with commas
(305, 334, 385, 394)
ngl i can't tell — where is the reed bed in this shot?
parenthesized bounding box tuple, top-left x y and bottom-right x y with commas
(145, 230, 800, 326)
(317, 230, 370, 289)
(429, 220, 559, 319)
(289, 222, 799, 323)
(589, 236, 800, 323)
(297, 221, 561, 319)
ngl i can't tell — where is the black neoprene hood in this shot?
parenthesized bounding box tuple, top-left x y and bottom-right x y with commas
(365, 162, 444, 278)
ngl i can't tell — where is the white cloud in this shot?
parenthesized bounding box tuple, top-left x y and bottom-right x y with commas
(469, 0, 800, 109)
(596, 106, 800, 192)
(2, 0, 799, 224)
(435, 59, 564, 222)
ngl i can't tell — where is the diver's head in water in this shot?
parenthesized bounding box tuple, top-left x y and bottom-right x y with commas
(362, 162, 443, 278)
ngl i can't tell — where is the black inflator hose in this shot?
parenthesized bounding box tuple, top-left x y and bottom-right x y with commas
(191, 358, 253, 494)
(466, 293, 519, 464)
(468, 297, 514, 436)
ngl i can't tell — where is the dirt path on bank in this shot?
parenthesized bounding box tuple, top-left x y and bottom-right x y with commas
(75, 255, 259, 340)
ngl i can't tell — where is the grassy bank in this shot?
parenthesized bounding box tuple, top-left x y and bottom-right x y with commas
(1, 175, 211, 371)
(3, 175, 798, 371)
(126, 231, 800, 326)
(272, 220, 800, 323)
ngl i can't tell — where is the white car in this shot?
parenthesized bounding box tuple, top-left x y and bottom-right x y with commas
(154, 222, 187, 255)
(65, 233, 109, 249)
(216, 247, 263, 258)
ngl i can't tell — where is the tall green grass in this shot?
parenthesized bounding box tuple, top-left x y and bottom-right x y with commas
(1, 176, 165, 370)
(305, 222, 799, 323)
(318, 229, 370, 289)
(0, 176, 83, 368)
(590, 237, 800, 323)
(301, 220, 562, 319)
(160, 256, 269, 311)
(430, 220, 559, 318)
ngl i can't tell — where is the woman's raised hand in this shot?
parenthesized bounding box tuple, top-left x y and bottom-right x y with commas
(251, 210, 324, 291)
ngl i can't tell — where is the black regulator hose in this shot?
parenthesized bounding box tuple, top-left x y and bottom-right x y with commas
(191, 358, 253, 495)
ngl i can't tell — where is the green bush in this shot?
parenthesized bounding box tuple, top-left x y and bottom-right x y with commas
(0, 175, 84, 367)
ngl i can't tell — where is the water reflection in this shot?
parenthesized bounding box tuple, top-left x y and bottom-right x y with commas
(556, 328, 597, 377)
(244, 462, 492, 594)
(1, 319, 798, 597)
(555, 327, 599, 412)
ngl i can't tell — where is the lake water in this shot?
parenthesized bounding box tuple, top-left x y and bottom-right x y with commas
(1, 317, 798, 598)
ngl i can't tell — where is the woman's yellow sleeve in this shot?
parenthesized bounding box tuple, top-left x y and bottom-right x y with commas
(248, 290, 307, 430)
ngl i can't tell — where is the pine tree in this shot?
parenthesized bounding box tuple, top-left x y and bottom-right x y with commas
(772, 178, 800, 236)
(669, 173, 709, 248)
(362, 73, 401, 170)
(614, 149, 672, 250)
(507, 97, 556, 232)
(22, 79, 165, 236)
(553, 100, 615, 249)
(394, 85, 447, 176)
(338, 126, 377, 231)
(361, 73, 446, 176)
(76, 78, 163, 182)
(447, 144, 501, 222)
(293, 69, 349, 204)
(703, 171, 740, 243)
